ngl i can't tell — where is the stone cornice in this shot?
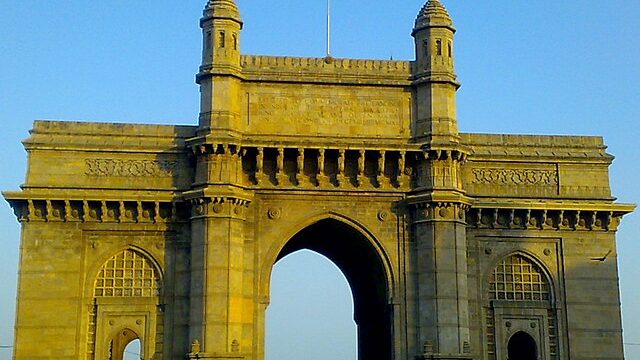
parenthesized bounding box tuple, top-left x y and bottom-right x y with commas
(467, 202, 635, 232)
(23, 121, 195, 153)
(4, 197, 190, 224)
(460, 133, 613, 163)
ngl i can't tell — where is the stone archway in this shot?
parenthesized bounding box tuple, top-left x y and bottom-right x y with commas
(270, 218, 392, 360)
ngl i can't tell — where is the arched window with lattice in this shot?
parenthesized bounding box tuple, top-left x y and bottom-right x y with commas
(489, 254, 550, 302)
(94, 249, 160, 297)
(485, 253, 559, 360)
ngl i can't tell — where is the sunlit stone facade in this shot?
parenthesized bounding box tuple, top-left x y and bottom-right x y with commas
(3, 1, 634, 359)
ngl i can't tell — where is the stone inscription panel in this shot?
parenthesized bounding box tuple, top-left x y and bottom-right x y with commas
(243, 84, 411, 138)
(471, 168, 558, 186)
(26, 150, 191, 190)
(463, 162, 560, 197)
(85, 159, 178, 177)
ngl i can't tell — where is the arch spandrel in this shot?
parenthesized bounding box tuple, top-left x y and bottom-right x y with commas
(257, 211, 397, 305)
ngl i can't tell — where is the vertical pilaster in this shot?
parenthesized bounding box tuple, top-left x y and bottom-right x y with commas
(411, 201, 472, 359)
(188, 196, 250, 359)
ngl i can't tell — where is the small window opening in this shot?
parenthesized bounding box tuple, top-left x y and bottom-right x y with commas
(436, 39, 443, 56)
(232, 34, 238, 50)
(206, 31, 212, 50)
(219, 31, 226, 48)
(423, 40, 430, 57)
(447, 41, 452, 58)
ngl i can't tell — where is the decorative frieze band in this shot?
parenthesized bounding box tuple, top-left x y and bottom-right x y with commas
(466, 207, 622, 232)
(9, 199, 188, 223)
(471, 168, 558, 186)
(85, 159, 178, 177)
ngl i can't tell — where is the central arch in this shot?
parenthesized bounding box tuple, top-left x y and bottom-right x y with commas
(269, 217, 393, 360)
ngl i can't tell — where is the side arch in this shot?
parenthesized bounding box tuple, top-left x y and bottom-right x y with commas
(484, 251, 560, 360)
(86, 246, 164, 360)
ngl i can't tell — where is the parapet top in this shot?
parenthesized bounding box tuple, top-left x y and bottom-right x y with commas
(202, 0, 242, 25)
(414, 0, 454, 33)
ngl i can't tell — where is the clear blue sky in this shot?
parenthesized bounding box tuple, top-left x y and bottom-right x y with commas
(0, 1, 638, 359)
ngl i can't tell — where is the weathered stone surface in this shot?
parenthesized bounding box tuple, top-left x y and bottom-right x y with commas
(2, 1, 634, 360)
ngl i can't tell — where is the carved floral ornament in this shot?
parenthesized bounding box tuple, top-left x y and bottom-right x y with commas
(267, 207, 281, 220)
(8, 198, 185, 223)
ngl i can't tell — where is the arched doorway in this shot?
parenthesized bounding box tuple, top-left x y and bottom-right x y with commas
(270, 218, 392, 360)
(507, 331, 537, 360)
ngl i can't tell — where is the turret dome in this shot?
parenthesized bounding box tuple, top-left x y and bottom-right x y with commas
(413, 0, 454, 34)
(202, 0, 242, 26)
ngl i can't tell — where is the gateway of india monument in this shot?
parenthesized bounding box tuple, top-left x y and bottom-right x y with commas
(3, 1, 635, 359)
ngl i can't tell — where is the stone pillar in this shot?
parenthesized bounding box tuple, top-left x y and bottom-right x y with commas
(188, 195, 250, 359)
(411, 201, 472, 359)
(409, 150, 473, 360)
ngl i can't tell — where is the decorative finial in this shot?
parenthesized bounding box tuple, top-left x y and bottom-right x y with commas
(413, 0, 454, 34)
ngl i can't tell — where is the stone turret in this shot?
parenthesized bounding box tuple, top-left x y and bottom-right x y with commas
(412, 0, 460, 147)
(200, 0, 242, 71)
(196, 0, 244, 135)
(409, 2, 473, 358)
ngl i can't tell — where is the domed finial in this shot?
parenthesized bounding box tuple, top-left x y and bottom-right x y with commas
(413, 0, 454, 34)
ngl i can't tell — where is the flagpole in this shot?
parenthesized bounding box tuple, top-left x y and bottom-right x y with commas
(327, 0, 331, 57)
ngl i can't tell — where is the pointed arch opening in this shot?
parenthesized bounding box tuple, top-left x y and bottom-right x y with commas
(507, 331, 537, 360)
(267, 250, 357, 359)
(108, 328, 139, 360)
(268, 218, 392, 360)
(123, 338, 141, 360)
